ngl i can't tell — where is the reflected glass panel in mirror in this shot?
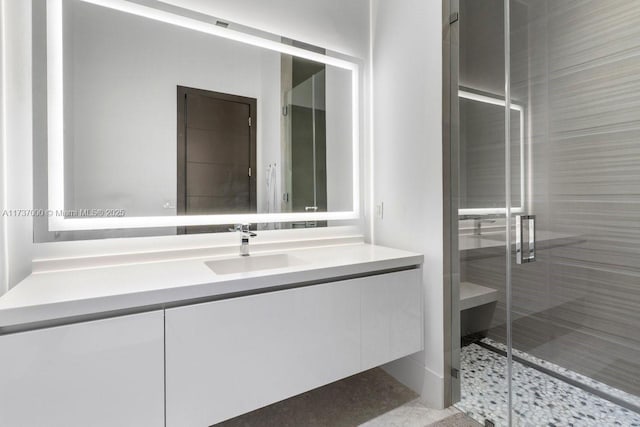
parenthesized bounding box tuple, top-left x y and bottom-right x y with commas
(459, 92, 522, 212)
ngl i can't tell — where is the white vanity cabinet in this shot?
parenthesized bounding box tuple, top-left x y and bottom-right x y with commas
(361, 268, 423, 369)
(165, 278, 362, 427)
(0, 243, 422, 427)
(165, 269, 422, 427)
(0, 311, 165, 427)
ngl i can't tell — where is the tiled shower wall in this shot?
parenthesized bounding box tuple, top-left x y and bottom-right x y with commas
(460, 0, 640, 397)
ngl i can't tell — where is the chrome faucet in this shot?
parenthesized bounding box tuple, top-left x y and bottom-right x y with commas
(460, 215, 496, 236)
(473, 218, 496, 236)
(230, 224, 257, 256)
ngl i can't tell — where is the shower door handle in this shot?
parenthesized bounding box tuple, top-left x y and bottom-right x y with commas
(516, 215, 536, 264)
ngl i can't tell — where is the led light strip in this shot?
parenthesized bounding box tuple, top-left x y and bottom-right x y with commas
(458, 90, 523, 112)
(47, 0, 65, 231)
(55, 212, 359, 231)
(47, 0, 361, 231)
(82, 0, 357, 71)
(352, 64, 361, 219)
(368, 0, 375, 244)
(1, 0, 10, 290)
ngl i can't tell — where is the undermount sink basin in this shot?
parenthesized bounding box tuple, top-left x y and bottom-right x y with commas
(205, 254, 307, 275)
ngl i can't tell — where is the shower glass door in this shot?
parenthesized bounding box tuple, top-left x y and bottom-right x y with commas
(507, 1, 640, 425)
(452, 0, 640, 426)
(283, 66, 328, 228)
(453, 0, 514, 424)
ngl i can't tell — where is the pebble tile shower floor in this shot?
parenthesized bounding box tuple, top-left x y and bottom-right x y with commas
(456, 342, 640, 427)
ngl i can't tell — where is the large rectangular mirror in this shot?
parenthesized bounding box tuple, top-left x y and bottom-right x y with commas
(37, 0, 360, 239)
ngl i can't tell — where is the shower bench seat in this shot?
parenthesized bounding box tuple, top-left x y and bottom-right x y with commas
(460, 281, 498, 311)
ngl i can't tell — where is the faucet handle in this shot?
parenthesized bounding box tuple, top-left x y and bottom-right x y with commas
(230, 223, 257, 237)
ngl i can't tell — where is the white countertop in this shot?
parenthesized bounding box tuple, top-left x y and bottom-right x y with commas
(0, 243, 423, 330)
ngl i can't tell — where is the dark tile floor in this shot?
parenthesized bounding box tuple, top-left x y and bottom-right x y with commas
(215, 368, 417, 427)
(213, 368, 478, 427)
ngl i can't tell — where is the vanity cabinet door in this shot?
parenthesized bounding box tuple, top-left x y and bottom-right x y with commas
(165, 280, 361, 427)
(361, 268, 423, 369)
(0, 311, 165, 427)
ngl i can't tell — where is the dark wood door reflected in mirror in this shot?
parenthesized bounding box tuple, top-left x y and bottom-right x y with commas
(177, 87, 257, 234)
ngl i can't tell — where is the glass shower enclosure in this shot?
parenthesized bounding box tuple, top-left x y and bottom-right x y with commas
(448, 0, 640, 425)
(282, 57, 328, 229)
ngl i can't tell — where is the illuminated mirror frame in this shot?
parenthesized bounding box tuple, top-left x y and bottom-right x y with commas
(47, 0, 360, 231)
(458, 90, 525, 216)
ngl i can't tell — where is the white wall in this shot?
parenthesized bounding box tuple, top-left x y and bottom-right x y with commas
(258, 50, 282, 216)
(1, 0, 33, 292)
(372, 0, 444, 408)
(326, 66, 354, 212)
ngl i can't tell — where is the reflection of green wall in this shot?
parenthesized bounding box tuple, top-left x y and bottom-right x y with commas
(291, 106, 327, 218)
